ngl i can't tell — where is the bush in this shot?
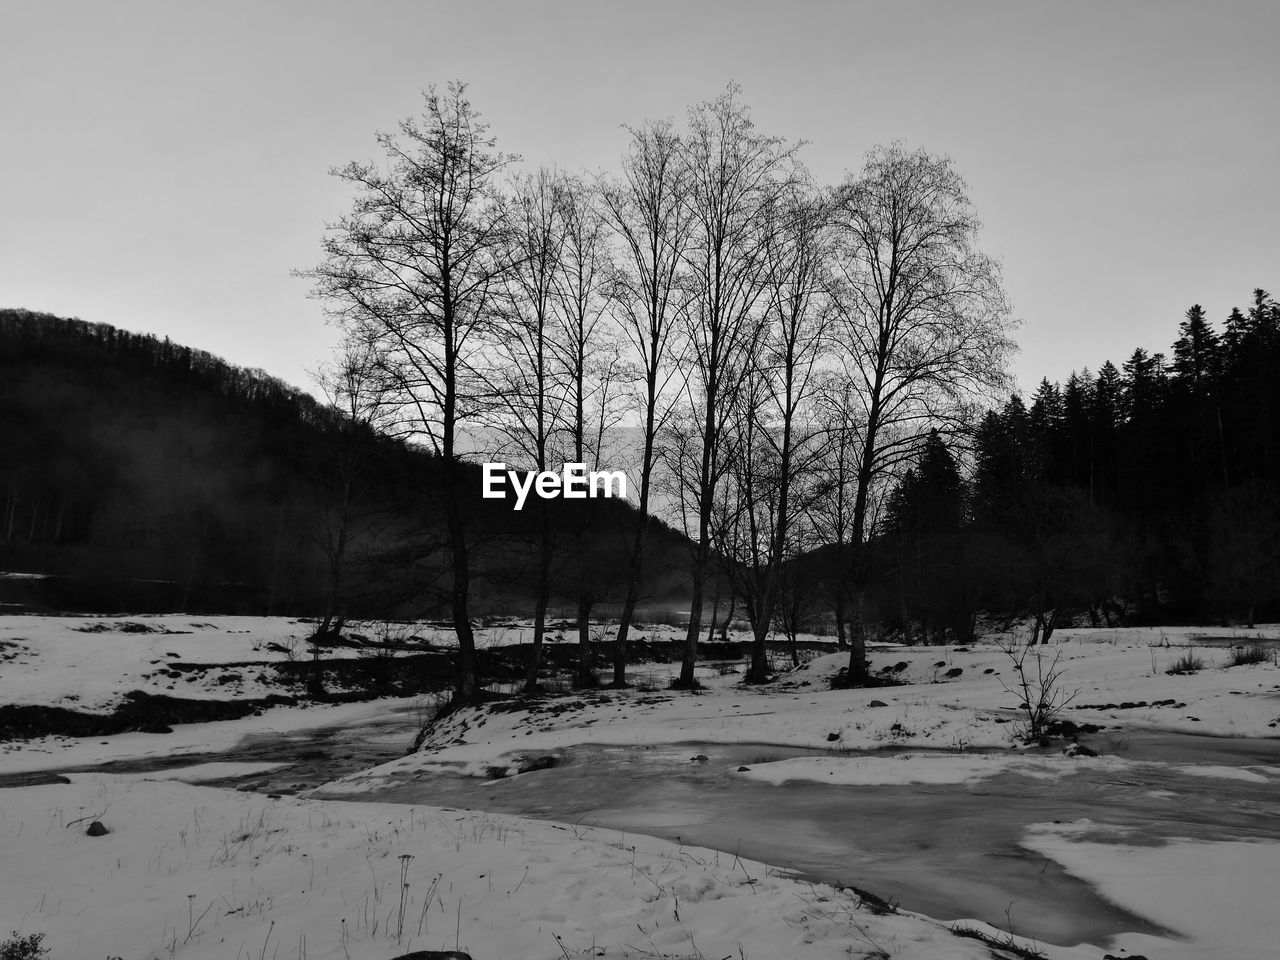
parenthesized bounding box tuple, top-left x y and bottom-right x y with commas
(1167, 652, 1204, 674)
(950, 924, 1045, 959)
(1227, 643, 1274, 667)
(1, 932, 47, 960)
(995, 638, 1079, 743)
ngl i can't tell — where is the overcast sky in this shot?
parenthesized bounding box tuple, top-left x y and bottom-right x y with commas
(3, 0, 1277, 398)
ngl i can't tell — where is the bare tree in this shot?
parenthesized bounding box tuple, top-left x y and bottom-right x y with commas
(704, 376, 766, 638)
(486, 167, 568, 692)
(673, 86, 801, 688)
(830, 143, 1015, 684)
(808, 375, 863, 646)
(299, 82, 516, 704)
(299, 335, 390, 695)
(599, 119, 690, 686)
(550, 174, 626, 685)
(740, 184, 835, 682)
(308, 334, 384, 644)
(775, 549, 827, 666)
(995, 637, 1080, 743)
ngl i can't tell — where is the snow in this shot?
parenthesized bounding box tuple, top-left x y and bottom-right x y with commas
(5, 614, 1276, 756)
(1024, 820, 1280, 960)
(133, 761, 290, 782)
(4, 617, 1280, 959)
(735, 752, 1130, 786)
(0, 614, 330, 711)
(0, 773, 1025, 960)
(318, 629, 1280, 797)
(1172, 763, 1277, 783)
(0, 696, 424, 774)
(732, 752, 1280, 788)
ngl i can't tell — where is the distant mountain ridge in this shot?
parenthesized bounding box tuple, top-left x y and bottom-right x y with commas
(0, 309, 692, 616)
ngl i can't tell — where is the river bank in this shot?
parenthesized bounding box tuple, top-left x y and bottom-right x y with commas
(4, 619, 1279, 959)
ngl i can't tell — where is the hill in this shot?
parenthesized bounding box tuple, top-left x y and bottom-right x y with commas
(0, 309, 691, 617)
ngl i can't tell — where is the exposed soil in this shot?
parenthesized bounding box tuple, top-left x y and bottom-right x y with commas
(0, 690, 299, 739)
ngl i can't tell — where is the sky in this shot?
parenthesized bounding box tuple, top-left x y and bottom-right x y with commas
(2, 0, 1277, 399)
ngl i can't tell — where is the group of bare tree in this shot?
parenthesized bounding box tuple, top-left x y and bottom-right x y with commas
(300, 81, 1015, 703)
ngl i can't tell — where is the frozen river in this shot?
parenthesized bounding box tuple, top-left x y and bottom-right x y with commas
(36, 701, 1277, 949)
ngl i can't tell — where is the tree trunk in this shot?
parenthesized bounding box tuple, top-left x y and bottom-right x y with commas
(1042, 610, 1057, 644)
(678, 544, 707, 688)
(444, 430, 479, 704)
(679, 464, 715, 687)
(575, 596, 595, 688)
(678, 358, 720, 690)
(524, 523, 553, 693)
(747, 618, 770, 682)
(613, 588, 638, 687)
(447, 503, 478, 704)
(848, 628, 868, 686)
(845, 419, 880, 683)
(614, 370, 660, 687)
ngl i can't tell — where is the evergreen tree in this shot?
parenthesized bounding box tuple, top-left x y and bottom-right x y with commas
(1090, 361, 1123, 497)
(1061, 371, 1092, 492)
(1223, 307, 1250, 362)
(1121, 348, 1159, 423)
(972, 396, 1036, 528)
(883, 432, 970, 642)
(1172, 304, 1221, 389)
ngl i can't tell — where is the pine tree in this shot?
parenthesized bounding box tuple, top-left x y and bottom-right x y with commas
(1061, 371, 1093, 493)
(1121, 348, 1159, 423)
(1223, 307, 1250, 363)
(1090, 362, 1123, 498)
(1232, 289, 1279, 481)
(1172, 304, 1221, 390)
(972, 396, 1035, 529)
(883, 432, 969, 642)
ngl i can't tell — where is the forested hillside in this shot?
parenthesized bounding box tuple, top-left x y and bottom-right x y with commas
(875, 289, 1280, 638)
(9, 289, 1275, 638)
(0, 309, 688, 617)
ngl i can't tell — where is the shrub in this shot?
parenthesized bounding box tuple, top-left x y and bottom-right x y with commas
(1167, 652, 1204, 674)
(951, 923, 1045, 959)
(995, 638, 1079, 743)
(1227, 643, 1273, 666)
(1, 932, 47, 960)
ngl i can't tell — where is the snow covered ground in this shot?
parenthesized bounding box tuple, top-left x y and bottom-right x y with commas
(0, 694, 425, 774)
(1, 772, 1039, 960)
(0, 613, 732, 715)
(0, 615, 339, 711)
(1024, 821, 1280, 960)
(312, 627, 1280, 959)
(735, 751, 1132, 786)
(3, 617, 1280, 959)
(322, 627, 1280, 787)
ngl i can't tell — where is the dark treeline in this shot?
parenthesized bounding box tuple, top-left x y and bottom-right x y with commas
(0, 308, 686, 619)
(0, 307, 345, 611)
(872, 290, 1280, 640)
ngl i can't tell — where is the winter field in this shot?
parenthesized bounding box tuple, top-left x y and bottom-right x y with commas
(2, 614, 1280, 960)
